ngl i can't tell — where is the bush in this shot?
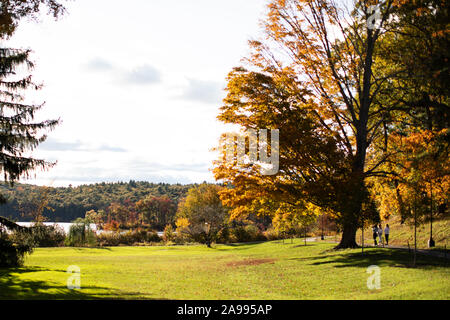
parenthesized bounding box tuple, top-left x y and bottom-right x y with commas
(245, 225, 267, 242)
(163, 225, 175, 242)
(174, 234, 187, 244)
(96, 230, 161, 246)
(264, 227, 281, 241)
(216, 227, 231, 244)
(29, 224, 66, 247)
(146, 231, 162, 243)
(96, 231, 121, 246)
(232, 225, 267, 243)
(174, 218, 190, 244)
(65, 218, 97, 247)
(0, 230, 34, 267)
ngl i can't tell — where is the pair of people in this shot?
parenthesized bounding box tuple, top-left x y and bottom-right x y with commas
(372, 224, 390, 246)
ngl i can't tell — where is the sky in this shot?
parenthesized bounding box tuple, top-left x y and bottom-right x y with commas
(3, 0, 269, 187)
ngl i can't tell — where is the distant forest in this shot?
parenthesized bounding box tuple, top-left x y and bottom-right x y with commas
(0, 181, 196, 222)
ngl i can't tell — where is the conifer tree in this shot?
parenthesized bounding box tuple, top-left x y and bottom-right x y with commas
(0, 0, 65, 266)
(0, 47, 59, 202)
(0, 0, 65, 201)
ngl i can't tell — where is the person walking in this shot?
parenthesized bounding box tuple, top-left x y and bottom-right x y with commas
(372, 225, 378, 246)
(378, 224, 383, 246)
(384, 224, 390, 246)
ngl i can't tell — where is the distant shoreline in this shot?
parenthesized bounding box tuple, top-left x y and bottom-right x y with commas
(15, 222, 164, 236)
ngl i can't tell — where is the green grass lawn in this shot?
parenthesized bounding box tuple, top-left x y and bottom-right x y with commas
(1, 240, 449, 300)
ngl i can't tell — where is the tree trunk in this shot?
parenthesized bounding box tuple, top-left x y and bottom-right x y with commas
(304, 228, 306, 246)
(333, 29, 377, 251)
(335, 222, 359, 249)
(334, 174, 364, 249)
(361, 223, 364, 254)
(205, 232, 211, 248)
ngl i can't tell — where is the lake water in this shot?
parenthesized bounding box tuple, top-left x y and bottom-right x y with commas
(16, 222, 98, 234)
(16, 222, 164, 236)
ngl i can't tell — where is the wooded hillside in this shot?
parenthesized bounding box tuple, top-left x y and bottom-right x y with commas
(0, 181, 195, 222)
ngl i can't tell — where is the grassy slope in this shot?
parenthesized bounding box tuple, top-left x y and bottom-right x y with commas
(1, 240, 449, 300)
(356, 215, 450, 250)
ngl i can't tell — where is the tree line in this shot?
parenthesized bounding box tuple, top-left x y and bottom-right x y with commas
(34, 183, 332, 248)
(0, 181, 195, 227)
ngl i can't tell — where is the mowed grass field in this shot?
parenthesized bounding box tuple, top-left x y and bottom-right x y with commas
(1, 240, 449, 300)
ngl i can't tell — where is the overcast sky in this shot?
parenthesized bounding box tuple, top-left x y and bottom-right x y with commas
(3, 0, 268, 187)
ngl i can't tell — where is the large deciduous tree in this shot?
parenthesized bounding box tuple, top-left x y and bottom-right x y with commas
(213, 0, 425, 248)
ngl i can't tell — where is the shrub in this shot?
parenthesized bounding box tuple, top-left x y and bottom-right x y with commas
(29, 224, 66, 247)
(96, 230, 161, 246)
(0, 229, 34, 267)
(128, 229, 162, 244)
(244, 225, 267, 242)
(232, 224, 267, 243)
(264, 227, 281, 241)
(216, 227, 231, 244)
(175, 217, 190, 244)
(96, 231, 120, 246)
(65, 218, 97, 247)
(173, 235, 186, 245)
(146, 231, 162, 242)
(163, 225, 175, 243)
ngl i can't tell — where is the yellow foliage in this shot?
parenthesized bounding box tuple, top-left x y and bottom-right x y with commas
(175, 217, 190, 229)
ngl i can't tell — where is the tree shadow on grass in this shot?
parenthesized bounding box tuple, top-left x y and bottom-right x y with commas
(72, 247, 113, 251)
(0, 267, 165, 300)
(291, 243, 319, 248)
(214, 240, 320, 252)
(214, 241, 267, 251)
(289, 248, 449, 270)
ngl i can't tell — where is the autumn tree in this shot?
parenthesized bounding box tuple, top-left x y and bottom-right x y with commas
(176, 184, 228, 247)
(368, 0, 449, 245)
(214, 0, 410, 248)
(106, 202, 131, 227)
(371, 130, 449, 243)
(85, 209, 105, 228)
(136, 195, 177, 230)
(272, 202, 318, 243)
(17, 185, 54, 223)
(174, 216, 190, 243)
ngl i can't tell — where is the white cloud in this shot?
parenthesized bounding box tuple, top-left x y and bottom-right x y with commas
(122, 64, 161, 85)
(178, 78, 224, 104)
(84, 57, 114, 72)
